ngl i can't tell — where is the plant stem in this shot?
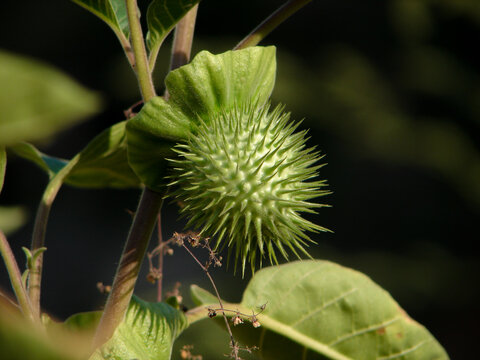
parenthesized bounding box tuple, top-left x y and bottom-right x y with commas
(94, 188, 163, 348)
(182, 244, 239, 359)
(117, 32, 136, 69)
(94, 0, 199, 348)
(154, 4, 199, 296)
(152, 4, 200, 298)
(163, 4, 199, 100)
(156, 212, 163, 301)
(234, 0, 312, 50)
(28, 156, 80, 318)
(126, 0, 156, 102)
(93, 0, 163, 348)
(169, 4, 199, 72)
(0, 230, 37, 323)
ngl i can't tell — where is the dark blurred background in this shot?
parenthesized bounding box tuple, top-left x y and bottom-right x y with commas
(1, 0, 479, 358)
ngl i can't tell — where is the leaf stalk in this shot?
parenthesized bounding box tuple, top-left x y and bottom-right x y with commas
(234, 0, 312, 50)
(93, 188, 163, 348)
(0, 230, 38, 324)
(28, 155, 80, 318)
(125, 0, 156, 102)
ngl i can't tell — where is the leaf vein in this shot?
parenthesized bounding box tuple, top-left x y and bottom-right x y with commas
(328, 317, 401, 347)
(377, 339, 432, 360)
(290, 287, 359, 328)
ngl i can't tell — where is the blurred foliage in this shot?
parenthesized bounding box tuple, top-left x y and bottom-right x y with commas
(0, 50, 102, 146)
(0, 297, 80, 360)
(271, 2, 480, 206)
(0, 206, 27, 235)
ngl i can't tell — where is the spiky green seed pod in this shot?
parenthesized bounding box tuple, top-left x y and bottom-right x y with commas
(168, 103, 330, 274)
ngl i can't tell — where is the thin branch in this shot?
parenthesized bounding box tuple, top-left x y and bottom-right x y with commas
(0, 230, 37, 323)
(234, 0, 312, 50)
(181, 242, 240, 360)
(156, 212, 163, 301)
(93, 188, 163, 348)
(28, 155, 80, 318)
(0, 287, 21, 311)
(126, 0, 156, 102)
(115, 31, 136, 68)
(169, 4, 199, 72)
(164, 4, 199, 100)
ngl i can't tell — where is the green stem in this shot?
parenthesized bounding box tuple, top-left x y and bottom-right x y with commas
(92, 1, 162, 349)
(93, 188, 163, 348)
(156, 212, 163, 302)
(164, 4, 199, 100)
(0, 230, 37, 323)
(169, 4, 199, 72)
(116, 31, 136, 68)
(93, 0, 200, 349)
(234, 0, 312, 50)
(28, 156, 80, 318)
(93, 0, 162, 349)
(126, 0, 156, 102)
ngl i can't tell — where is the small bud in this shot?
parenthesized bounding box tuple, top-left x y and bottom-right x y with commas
(252, 320, 261, 328)
(232, 316, 243, 326)
(146, 272, 158, 284)
(166, 248, 174, 255)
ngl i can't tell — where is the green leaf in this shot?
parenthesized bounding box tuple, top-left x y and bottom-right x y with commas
(0, 146, 5, 194)
(10, 122, 140, 189)
(64, 311, 103, 333)
(0, 301, 78, 360)
(71, 0, 129, 38)
(146, 0, 200, 69)
(0, 50, 101, 147)
(66, 121, 140, 188)
(126, 46, 277, 191)
(9, 143, 68, 178)
(91, 296, 188, 360)
(166, 46, 276, 120)
(189, 260, 449, 360)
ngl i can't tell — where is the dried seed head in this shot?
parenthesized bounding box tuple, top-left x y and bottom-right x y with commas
(168, 103, 330, 275)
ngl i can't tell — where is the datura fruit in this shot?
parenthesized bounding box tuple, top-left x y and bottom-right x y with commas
(168, 102, 330, 274)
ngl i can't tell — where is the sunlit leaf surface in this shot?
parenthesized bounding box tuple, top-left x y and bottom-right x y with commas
(190, 260, 449, 360)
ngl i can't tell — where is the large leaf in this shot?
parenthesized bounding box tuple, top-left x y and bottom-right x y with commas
(190, 260, 449, 360)
(126, 46, 277, 191)
(66, 121, 140, 188)
(10, 122, 140, 189)
(146, 0, 200, 69)
(91, 296, 188, 360)
(0, 50, 101, 147)
(71, 0, 129, 38)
